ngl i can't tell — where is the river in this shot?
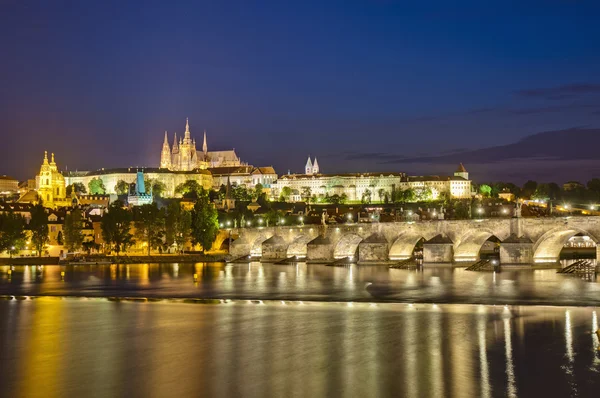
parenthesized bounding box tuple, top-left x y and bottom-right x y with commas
(1, 262, 599, 397)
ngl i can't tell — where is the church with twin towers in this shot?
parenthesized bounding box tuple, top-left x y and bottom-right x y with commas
(160, 118, 243, 171)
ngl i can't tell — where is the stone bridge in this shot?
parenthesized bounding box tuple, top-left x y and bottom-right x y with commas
(228, 216, 600, 265)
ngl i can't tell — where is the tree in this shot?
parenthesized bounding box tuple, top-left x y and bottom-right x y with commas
(56, 231, 63, 246)
(522, 180, 538, 199)
(133, 203, 165, 255)
(479, 184, 492, 197)
(190, 191, 219, 253)
(145, 178, 167, 197)
(252, 183, 264, 201)
(63, 210, 84, 252)
(114, 180, 130, 195)
(88, 178, 106, 195)
(29, 204, 49, 256)
(175, 180, 203, 199)
(361, 189, 372, 204)
(414, 187, 433, 202)
(279, 186, 292, 202)
(101, 200, 134, 254)
(377, 188, 385, 203)
(165, 202, 192, 253)
(66, 182, 87, 196)
(301, 186, 312, 202)
(395, 189, 415, 203)
(232, 185, 252, 201)
(0, 213, 27, 256)
(263, 209, 281, 227)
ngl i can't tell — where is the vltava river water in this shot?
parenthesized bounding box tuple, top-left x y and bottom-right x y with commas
(0, 299, 598, 397)
(1, 262, 599, 306)
(1, 263, 599, 397)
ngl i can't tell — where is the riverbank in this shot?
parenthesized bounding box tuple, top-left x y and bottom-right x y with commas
(0, 254, 227, 266)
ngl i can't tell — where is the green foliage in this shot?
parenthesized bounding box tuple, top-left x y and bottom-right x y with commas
(56, 231, 63, 246)
(301, 186, 312, 202)
(0, 213, 27, 255)
(361, 189, 372, 204)
(190, 191, 219, 253)
(66, 182, 87, 196)
(144, 178, 167, 197)
(252, 183, 264, 201)
(165, 202, 192, 252)
(29, 204, 49, 256)
(63, 210, 84, 252)
(175, 180, 203, 199)
(114, 180, 130, 195)
(377, 188, 386, 203)
(395, 189, 415, 203)
(232, 185, 252, 201)
(328, 193, 347, 205)
(101, 200, 134, 254)
(263, 209, 281, 227)
(133, 203, 165, 255)
(279, 186, 292, 202)
(88, 178, 106, 195)
(452, 200, 471, 219)
(479, 184, 492, 197)
(414, 187, 433, 202)
(521, 180, 537, 199)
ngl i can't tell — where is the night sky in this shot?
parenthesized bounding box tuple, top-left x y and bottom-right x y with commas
(2, 0, 600, 182)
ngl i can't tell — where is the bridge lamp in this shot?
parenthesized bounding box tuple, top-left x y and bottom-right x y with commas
(564, 204, 570, 210)
(11, 246, 15, 251)
(347, 213, 352, 219)
(502, 208, 508, 214)
(220, 223, 224, 228)
(280, 219, 285, 225)
(246, 221, 252, 227)
(299, 216, 304, 222)
(477, 208, 484, 214)
(226, 220, 231, 226)
(258, 218, 263, 224)
(590, 205, 596, 211)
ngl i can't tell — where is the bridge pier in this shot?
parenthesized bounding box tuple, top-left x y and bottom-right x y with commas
(358, 233, 389, 263)
(423, 235, 454, 263)
(307, 236, 334, 263)
(499, 235, 533, 265)
(261, 235, 288, 261)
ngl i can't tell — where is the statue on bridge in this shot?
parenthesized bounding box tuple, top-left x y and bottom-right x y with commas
(321, 211, 327, 226)
(241, 214, 245, 228)
(515, 201, 522, 218)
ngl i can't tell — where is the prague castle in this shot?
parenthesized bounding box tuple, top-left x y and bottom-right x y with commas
(160, 118, 243, 170)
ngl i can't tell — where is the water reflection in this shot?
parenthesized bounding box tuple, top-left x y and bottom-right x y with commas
(0, 262, 599, 307)
(0, 300, 598, 397)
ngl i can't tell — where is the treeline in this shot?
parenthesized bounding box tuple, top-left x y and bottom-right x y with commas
(477, 179, 600, 202)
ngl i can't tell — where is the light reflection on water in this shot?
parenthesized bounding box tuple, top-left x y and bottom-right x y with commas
(0, 299, 599, 398)
(1, 262, 599, 306)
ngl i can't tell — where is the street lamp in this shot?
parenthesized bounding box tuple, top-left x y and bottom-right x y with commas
(299, 216, 304, 226)
(246, 221, 252, 227)
(258, 218, 263, 225)
(226, 220, 231, 227)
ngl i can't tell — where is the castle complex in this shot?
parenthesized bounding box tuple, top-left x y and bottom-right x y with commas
(160, 118, 243, 170)
(16, 119, 473, 208)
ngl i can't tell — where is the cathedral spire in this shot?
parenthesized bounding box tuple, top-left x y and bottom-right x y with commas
(163, 131, 168, 145)
(305, 156, 313, 175)
(172, 132, 179, 153)
(43, 151, 48, 165)
(312, 157, 319, 174)
(51, 153, 55, 164)
(184, 117, 191, 141)
(202, 130, 208, 154)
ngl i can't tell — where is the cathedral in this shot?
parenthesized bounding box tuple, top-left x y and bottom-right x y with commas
(160, 118, 243, 171)
(35, 151, 69, 208)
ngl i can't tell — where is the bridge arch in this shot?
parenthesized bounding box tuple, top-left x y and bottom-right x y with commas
(454, 229, 498, 262)
(333, 234, 363, 260)
(250, 235, 270, 257)
(287, 235, 313, 258)
(389, 232, 427, 260)
(533, 226, 599, 263)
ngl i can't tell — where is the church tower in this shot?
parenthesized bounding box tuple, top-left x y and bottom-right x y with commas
(305, 156, 313, 175)
(160, 131, 172, 169)
(202, 130, 208, 154)
(36, 151, 66, 208)
(454, 163, 469, 180)
(312, 157, 320, 174)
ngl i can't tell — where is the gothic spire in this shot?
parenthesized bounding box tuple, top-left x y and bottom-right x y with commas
(202, 130, 208, 154)
(184, 117, 191, 140)
(312, 157, 319, 174)
(305, 156, 313, 175)
(163, 131, 169, 145)
(172, 132, 179, 153)
(43, 151, 48, 164)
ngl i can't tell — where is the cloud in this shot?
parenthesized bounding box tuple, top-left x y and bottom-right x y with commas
(515, 83, 600, 101)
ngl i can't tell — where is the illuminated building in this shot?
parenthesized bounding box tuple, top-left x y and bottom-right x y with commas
(127, 171, 153, 206)
(0, 175, 19, 195)
(65, 167, 212, 197)
(35, 152, 70, 208)
(160, 118, 243, 170)
(272, 159, 472, 202)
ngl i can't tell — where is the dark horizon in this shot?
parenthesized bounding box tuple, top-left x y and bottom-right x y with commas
(2, 0, 600, 183)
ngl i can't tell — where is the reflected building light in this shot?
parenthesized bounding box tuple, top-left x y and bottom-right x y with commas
(565, 310, 574, 363)
(504, 317, 517, 398)
(478, 315, 492, 398)
(593, 311, 599, 365)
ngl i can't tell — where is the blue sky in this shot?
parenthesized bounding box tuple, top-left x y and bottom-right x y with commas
(1, 0, 600, 181)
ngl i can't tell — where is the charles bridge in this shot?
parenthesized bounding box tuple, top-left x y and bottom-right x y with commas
(225, 216, 600, 265)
